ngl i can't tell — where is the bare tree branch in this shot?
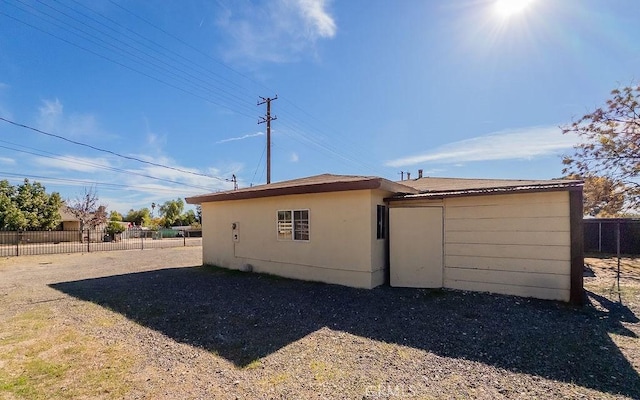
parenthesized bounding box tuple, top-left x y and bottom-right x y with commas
(562, 84, 640, 213)
(65, 187, 108, 236)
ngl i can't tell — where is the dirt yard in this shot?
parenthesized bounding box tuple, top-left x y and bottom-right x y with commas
(1, 248, 639, 399)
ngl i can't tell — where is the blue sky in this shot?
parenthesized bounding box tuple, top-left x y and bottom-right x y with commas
(0, 0, 638, 214)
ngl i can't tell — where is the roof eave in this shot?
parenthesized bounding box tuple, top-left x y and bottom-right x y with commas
(186, 177, 416, 204)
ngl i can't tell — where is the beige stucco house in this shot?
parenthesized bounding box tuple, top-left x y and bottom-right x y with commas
(186, 173, 584, 304)
(59, 206, 82, 231)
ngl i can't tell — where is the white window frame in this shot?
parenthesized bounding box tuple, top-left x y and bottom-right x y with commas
(276, 209, 310, 241)
(276, 210, 293, 241)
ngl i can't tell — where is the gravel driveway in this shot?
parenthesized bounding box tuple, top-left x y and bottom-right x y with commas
(1, 248, 639, 399)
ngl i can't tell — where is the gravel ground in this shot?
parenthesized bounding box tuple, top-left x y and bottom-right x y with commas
(1, 248, 639, 399)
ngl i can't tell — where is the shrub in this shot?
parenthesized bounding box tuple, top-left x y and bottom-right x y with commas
(106, 221, 126, 236)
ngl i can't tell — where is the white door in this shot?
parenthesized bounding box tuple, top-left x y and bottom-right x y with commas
(389, 207, 443, 288)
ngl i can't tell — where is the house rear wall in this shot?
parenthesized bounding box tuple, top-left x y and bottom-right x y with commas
(201, 189, 390, 288)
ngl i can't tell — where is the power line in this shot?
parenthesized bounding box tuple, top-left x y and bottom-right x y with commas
(0, 140, 215, 191)
(276, 119, 373, 173)
(0, 116, 231, 183)
(107, 0, 262, 95)
(58, 0, 254, 101)
(276, 108, 386, 175)
(29, 0, 255, 115)
(0, 1, 390, 178)
(250, 141, 266, 187)
(2, 2, 380, 173)
(3, 1, 258, 118)
(80, 1, 385, 174)
(0, 171, 205, 194)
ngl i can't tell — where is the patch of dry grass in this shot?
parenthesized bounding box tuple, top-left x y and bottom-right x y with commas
(0, 304, 135, 399)
(585, 255, 640, 305)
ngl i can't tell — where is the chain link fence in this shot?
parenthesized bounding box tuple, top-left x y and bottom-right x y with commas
(0, 228, 202, 257)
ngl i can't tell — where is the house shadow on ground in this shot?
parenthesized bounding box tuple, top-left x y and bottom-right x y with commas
(50, 265, 640, 398)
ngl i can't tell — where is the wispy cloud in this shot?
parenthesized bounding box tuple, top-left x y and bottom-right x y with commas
(290, 152, 299, 162)
(216, 0, 337, 63)
(12, 106, 244, 211)
(216, 131, 264, 144)
(385, 126, 580, 168)
(296, 0, 337, 38)
(26, 147, 235, 205)
(124, 155, 237, 194)
(39, 98, 63, 118)
(34, 155, 111, 172)
(142, 117, 168, 154)
(36, 98, 102, 138)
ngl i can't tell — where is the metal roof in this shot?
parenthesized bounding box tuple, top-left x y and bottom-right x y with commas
(389, 177, 582, 200)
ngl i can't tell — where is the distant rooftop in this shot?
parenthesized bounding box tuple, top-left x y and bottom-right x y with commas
(59, 205, 79, 221)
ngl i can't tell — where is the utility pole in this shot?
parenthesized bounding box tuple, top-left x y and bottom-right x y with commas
(258, 95, 277, 184)
(398, 171, 405, 181)
(232, 174, 238, 190)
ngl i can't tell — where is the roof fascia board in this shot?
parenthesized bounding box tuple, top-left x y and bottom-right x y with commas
(186, 178, 391, 204)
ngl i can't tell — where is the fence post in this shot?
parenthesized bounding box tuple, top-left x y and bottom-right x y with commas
(15, 230, 19, 256)
(87, 229, 90, 253)
(616, 221, 621, 294)
(183, 233, 186, 247)
(598, 221, 602, 253)
(141, 232, 144, 250)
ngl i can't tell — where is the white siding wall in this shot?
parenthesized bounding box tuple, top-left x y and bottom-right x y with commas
(443, 191, 571, 301)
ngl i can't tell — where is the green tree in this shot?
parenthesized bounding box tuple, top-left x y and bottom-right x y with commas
(159, 199, 184, 227)
(0, 193, 27, 230)
(179, 209, 197, 226)
(562, 84, 640, 212)
(148, 217, 163, 230)
(106, 220, 126, 236)
(109, 210, 123, 221)
(0, 179, 62, 230)
(124, 208, 151, 226)
(0, 180, 13, 197)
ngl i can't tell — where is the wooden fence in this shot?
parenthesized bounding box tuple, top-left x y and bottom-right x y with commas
(584, 219, 640, 255)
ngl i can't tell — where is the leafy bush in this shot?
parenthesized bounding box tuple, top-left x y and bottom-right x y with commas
(106, 221, 126, 236)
